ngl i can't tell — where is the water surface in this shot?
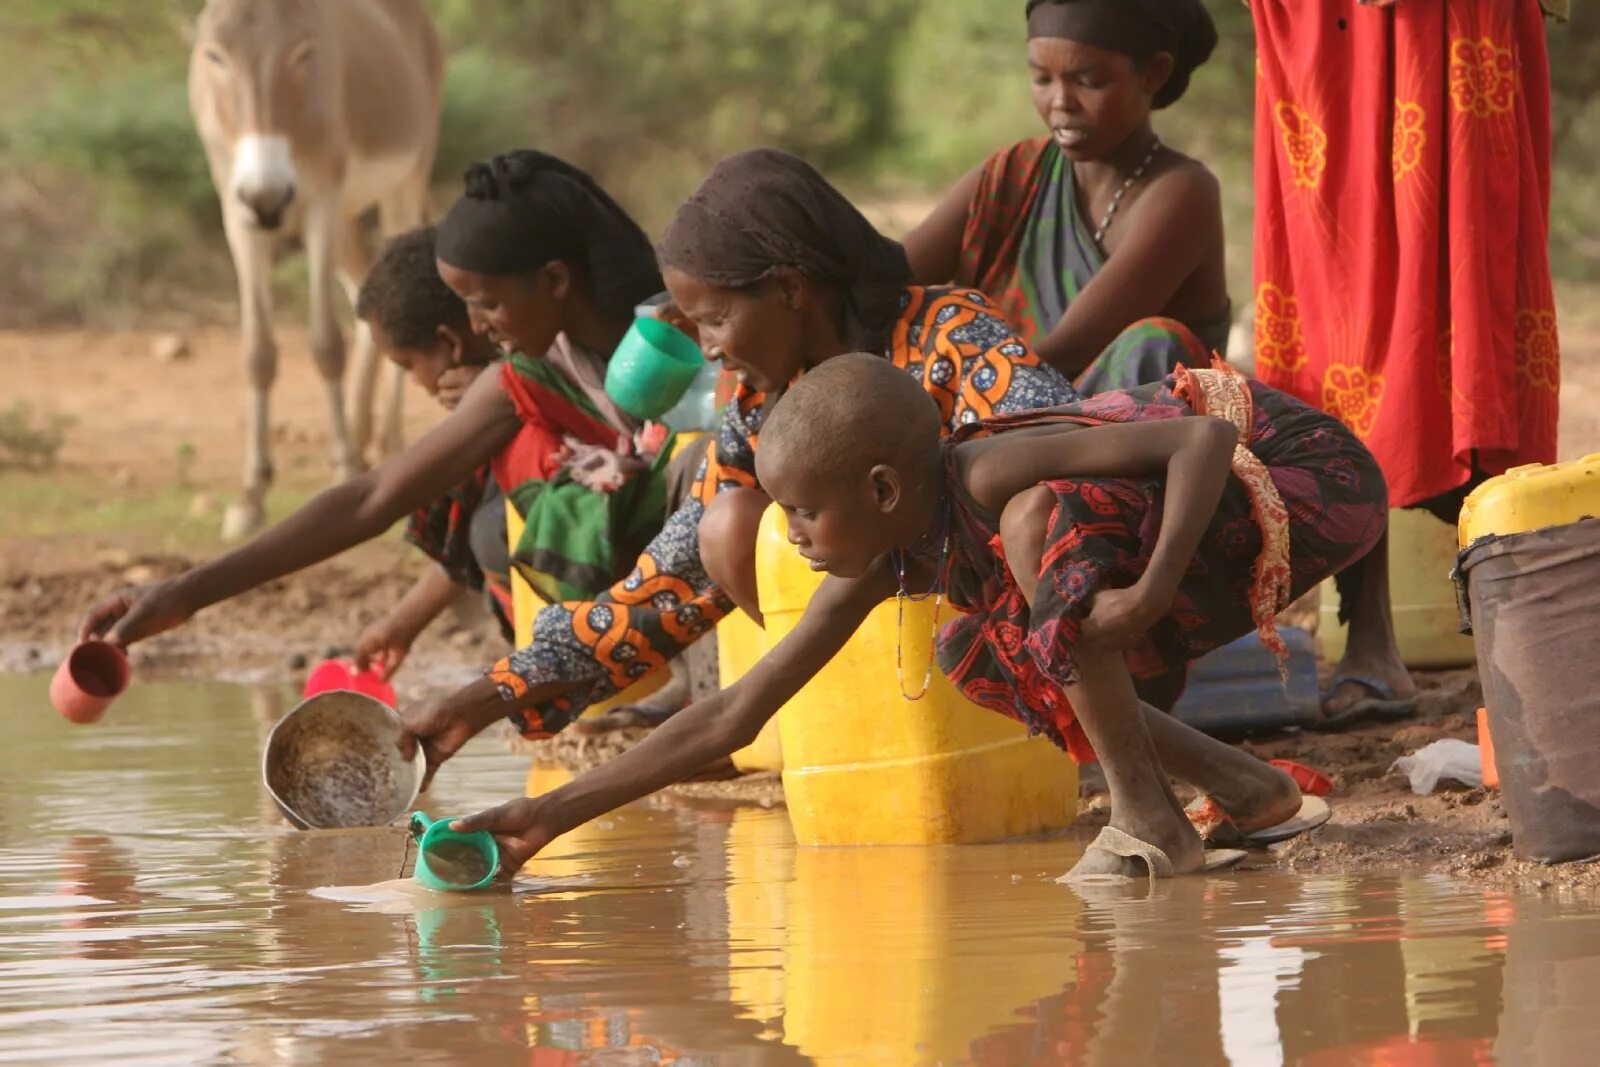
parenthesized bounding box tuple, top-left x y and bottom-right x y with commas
(2, 674, 1597, 1065)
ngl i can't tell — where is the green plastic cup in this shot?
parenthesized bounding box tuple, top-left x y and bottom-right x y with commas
(409, 811, 500, 892)
(604, 316, 705, 420)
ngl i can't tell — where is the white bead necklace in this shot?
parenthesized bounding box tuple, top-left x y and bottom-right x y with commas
(1092, 134, 1162, 245)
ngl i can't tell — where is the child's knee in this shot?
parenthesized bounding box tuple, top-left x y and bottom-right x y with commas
(999, 486, 1054, 600)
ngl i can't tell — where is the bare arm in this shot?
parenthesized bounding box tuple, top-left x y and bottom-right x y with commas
(966, 414, 1239, 602)
(82, 369, 521, 646)
(355, 566, 464, 679)
(1033, 165, 1223, 378)
(450, 562, 896, 870)
(901, 164, 984, 285)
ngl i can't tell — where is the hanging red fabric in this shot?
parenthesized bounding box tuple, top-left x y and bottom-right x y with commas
(1250, 0, 1559, 509)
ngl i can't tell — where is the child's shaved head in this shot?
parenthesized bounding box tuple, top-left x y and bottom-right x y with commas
(755, 354, 945, 578)
(759, 353, 942, 487)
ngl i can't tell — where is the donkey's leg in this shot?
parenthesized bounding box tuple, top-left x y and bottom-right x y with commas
(304, 195, 362, 482)
(335, 213, 380, 464)
(221, 206, 278, 542)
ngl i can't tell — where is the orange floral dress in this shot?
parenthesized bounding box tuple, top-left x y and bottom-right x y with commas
(1251, 0, 1559, 510)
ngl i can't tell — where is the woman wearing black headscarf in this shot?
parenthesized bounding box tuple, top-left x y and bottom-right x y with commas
(78, 151, 679, 690)
(904, 0, 1232, 393)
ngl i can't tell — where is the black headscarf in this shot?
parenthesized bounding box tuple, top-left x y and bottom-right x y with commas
(435, 149, 663, 322)
(1025, 0, 1217, 109)
(657, 148, 912, 352)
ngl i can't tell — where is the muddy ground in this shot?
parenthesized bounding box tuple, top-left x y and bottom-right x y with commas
(5, 322, 1600, 891)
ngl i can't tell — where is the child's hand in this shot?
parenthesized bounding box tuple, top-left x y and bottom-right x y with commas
(449, 797, 559, 879)
(436, 365, 485, 411)
(1080, 583, 1169, 651)
(355, 619, 413, 680)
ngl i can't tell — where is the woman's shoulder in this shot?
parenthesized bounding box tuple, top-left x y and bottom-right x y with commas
(1145, 151, 1221, 207)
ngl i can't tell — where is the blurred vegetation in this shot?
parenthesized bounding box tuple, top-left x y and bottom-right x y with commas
(0, 0, 1593, 327)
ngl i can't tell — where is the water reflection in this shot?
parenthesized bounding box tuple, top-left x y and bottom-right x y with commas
(2, 672, 1599, 1064)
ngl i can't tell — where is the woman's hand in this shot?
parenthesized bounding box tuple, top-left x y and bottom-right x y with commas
(78, 579, 195, 648)
(397, 677, 511, 791)
(354, 617, 415, 680)
(435, 365, 486, 411)
(449, 797, 561, 880)
(1080, 582, 1170, 652)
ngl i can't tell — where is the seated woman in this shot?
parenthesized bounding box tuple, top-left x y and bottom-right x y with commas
(449, 354, 1385, 880)
(396, 148, 1216, 783)
(902, 0, 1230, 392)
(78, 151, 677, 699)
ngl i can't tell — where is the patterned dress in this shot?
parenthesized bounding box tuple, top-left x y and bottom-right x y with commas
(938, 363, 1389, 763)
(490, 285, 1086, 737)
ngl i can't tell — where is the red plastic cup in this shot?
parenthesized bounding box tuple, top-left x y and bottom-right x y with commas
(303, 658, 397, 708)
(50, 641, 131, 724)
(1269, 759, 1333, 797)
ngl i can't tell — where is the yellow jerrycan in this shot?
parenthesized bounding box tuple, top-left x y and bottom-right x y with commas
(754, 504, 1077, 846)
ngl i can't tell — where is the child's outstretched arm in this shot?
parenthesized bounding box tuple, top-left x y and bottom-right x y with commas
(450, 563, 894, 875)
(965, 414, 1240, 645)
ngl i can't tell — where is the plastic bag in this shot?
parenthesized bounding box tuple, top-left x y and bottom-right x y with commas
(1389, 739, 1484, 795)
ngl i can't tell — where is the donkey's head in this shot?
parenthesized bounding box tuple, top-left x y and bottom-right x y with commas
(192, 0, 323, 230)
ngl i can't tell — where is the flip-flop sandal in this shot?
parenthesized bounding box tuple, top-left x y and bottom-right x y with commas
(1186, 794, 1332, 848)
(1059, 825, 1249, 884)
(1313, 674, 1418, 731)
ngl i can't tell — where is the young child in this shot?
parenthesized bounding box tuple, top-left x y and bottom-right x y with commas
(452, 349, 1389, 881)
(351, 226, 510, 677)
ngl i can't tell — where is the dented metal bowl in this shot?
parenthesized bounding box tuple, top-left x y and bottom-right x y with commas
(262, 691, 423, 830)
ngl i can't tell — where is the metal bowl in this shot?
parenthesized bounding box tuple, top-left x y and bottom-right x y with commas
(262, 691, 423, 830)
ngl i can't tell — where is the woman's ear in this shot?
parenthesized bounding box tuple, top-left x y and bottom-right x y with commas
(1144, 51, 1176, 99)
(543, 260, 573, 302)
(770, 266, 809, 311)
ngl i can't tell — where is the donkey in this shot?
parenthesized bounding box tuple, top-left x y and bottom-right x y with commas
(188, 0, 444, 538)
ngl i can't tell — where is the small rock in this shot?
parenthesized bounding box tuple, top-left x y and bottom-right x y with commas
(597, 820, 616, 831)
(96, 548, 134, 569)
(1011, 874, 1022, 883)
(121, 565, 157, 585)
(672, 854, 692, 869)
(287, 652, 308, 670)
(151, 333, 191, 363)
(1534, 879, 1552, 891)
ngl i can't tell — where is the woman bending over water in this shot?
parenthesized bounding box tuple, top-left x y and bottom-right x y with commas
(79, 152, 677, 712)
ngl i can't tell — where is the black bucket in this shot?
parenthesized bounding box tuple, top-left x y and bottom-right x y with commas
(1455, 517, 1600, 864)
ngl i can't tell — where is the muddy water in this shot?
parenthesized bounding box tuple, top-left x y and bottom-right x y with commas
(3, 673, 1599, 1065)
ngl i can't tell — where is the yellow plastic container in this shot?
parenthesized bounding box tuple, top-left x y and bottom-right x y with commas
(721, 609, 784, 773)
(1459, 454, 1600, 545)
(1319, 506, 1476, 668)
(754, 505, 1078, 846)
